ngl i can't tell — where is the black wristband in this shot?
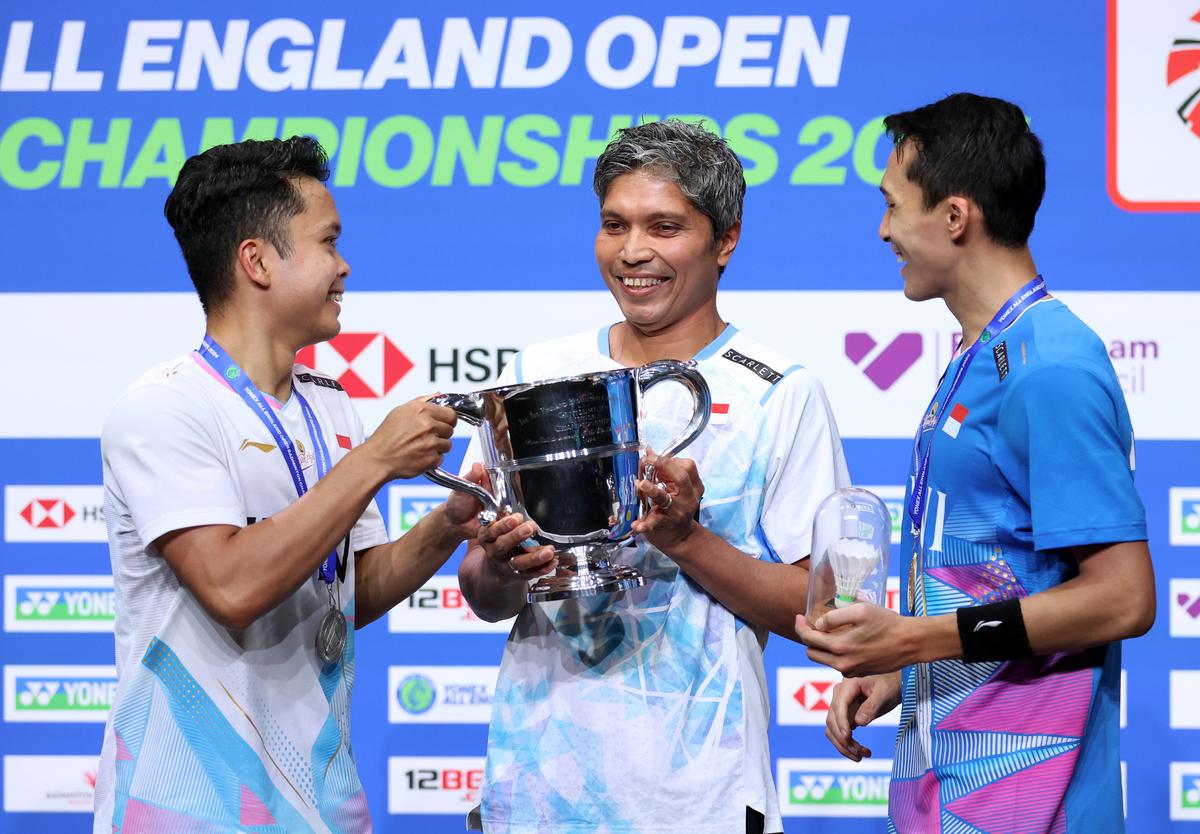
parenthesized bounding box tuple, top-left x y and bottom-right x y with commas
(956, 598, 1034, 663)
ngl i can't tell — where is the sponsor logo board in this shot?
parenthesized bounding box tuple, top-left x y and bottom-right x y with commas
(1170, 670, 1200, 728)
(1108, 0, 1200, 210)
(1170, 578, 1200, 636)
(4, 575, 115, 632)
(388, 666, 497, 724)
(776, 667, 900, 727)
(4, 665, 117, 723)
(387, 575, 515, 634)
(388, 485, 449, 538)
(1172, 762, 1200, 821)
(388, 756, 485, 814)
(1171, 488, 1200, 546)
(777, 757, 891, 817)
(4, 486, 105, 542)
(2, 755, 97, 812)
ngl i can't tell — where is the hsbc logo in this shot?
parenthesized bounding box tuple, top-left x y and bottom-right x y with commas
(20, 499, 74, 528)
(297, 332, 413, 398)
(1171, 579, 1200, 636)
(5, 576, 115, 633)
(388, 756, 485, 815)
(777, 667, 901, 727)
(845, 333, 922, 390)
(4, 486, 105, 543)
(4, 665, 117, 723)
(1108, 0, 1200, 211)
(777, 758, 891, 818)
(388, 575, 515, 634)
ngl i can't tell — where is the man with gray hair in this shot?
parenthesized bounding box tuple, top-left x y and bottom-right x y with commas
(459, 120, 849, 833)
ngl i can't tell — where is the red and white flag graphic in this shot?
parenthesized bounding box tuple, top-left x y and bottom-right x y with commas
(942, 403, 969, 438)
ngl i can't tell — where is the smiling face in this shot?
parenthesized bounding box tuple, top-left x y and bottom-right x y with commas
(595, 171, 738, 338)
(878, 146, 959, 302)
(262, 176, 349, 347)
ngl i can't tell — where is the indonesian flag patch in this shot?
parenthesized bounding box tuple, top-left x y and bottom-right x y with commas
(710, 403, 730, 426)
(942, 403, 969, 438)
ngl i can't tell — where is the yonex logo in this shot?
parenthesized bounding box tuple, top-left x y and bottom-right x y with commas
(1172, 762, 1200, 820)
(6, 577, 116, 633)
(399, 497, 444, 533)
(778, 759, 892, 817)
(1182, 501, 1200, 534)
(1171, 490, 1200, 546)
(4, 666, 117, 722)
(844, 333, 922, 390)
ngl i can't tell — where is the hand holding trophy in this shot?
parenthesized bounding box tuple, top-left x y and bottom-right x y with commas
(805, 488, 891, 622)
(424, 360, 711, 602)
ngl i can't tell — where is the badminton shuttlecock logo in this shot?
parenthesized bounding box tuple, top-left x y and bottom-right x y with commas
(827, 538, 881, 608)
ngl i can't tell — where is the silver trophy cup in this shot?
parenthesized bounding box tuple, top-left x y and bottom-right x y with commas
(425, 360, 711, 602)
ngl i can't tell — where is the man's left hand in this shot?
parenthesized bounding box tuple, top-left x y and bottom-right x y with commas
(631, 452, 702, 553)
(795, 603, 916, 678)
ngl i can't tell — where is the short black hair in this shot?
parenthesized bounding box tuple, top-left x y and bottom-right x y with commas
(164, 136, 330, 315)
(883, 93, 1045, 248)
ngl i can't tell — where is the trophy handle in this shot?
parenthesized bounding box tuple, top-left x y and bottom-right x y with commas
(636, 360, 712, 459)
(423, 393, 501, 522)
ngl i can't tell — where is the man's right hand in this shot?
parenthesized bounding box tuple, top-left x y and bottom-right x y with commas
(825, 671, 902, 762)
(366, 397, 457, 479)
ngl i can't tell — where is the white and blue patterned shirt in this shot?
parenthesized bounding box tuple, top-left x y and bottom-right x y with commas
(468, 324, 849, 834)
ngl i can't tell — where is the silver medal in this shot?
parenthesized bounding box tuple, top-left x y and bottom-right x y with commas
(316, 607, 347, 664)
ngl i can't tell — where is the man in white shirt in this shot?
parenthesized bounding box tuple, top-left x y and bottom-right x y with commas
(460, 120, 850, 834)
(94, 136, 523, 833)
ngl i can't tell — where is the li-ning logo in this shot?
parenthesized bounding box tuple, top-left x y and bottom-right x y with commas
(845, 333, 922, 391)
(297, 333, 414, 398)
(974, 620, 1002, 631)
(1169, 13, 1200, 139)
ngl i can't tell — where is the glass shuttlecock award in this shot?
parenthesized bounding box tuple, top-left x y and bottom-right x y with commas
(805, 488, 891, 622)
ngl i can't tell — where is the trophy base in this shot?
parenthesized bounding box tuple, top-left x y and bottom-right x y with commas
(527, 545, 644, 603)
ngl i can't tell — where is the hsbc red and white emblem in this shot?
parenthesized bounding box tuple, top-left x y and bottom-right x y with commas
(776, 667, 901, 726)
(20, 499, 75, 529)
(297, 333, 413, 398)
(5, 486, 106, 543)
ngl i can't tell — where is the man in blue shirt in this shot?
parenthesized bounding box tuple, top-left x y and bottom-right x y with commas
(796, 93, 1155, 833)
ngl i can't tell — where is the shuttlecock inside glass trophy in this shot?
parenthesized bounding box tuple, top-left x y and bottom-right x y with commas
(805, 488, 891, 622)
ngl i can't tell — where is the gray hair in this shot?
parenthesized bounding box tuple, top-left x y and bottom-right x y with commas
(593, 119, 745, 244)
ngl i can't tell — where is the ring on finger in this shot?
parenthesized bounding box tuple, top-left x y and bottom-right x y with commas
(509, 560, 522, 577)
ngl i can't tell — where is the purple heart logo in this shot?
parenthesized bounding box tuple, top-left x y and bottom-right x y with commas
(845, 333, 923, 390)
(1178, 593, 1200, 619)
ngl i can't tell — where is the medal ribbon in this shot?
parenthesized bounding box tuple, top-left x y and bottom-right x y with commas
(906, 277, 1048, 532)
(197, 336, 338, 584)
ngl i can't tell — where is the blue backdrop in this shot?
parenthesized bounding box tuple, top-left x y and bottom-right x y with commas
(2, 2, 1199, 831)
